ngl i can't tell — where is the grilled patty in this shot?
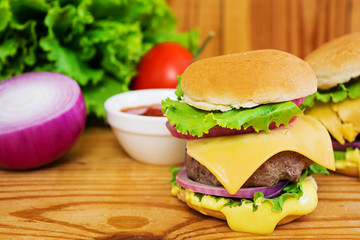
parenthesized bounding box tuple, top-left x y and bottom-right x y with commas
(185, 151, 313, 188)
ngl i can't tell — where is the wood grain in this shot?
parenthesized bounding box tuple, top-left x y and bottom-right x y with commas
(168, 0, 360, 58)
(222, 0, 251, 54)
(166, 0, 221, 59)
(1, 127, 360, 239)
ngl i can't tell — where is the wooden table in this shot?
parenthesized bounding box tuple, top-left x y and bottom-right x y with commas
(1, 126, 360, 239)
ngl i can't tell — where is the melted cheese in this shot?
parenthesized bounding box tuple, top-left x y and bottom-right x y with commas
(172, 178, 317, 234)
(187, 115, 335, 194)
(307, 98, 360, 143)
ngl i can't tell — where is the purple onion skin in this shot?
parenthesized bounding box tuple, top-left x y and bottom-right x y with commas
(332, 140, 360, 151)
(176, 167, 289, 199)
(0, 76, 87, 170)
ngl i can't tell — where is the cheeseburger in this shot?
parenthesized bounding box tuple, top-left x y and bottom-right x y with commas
(303, 33, 360, 177)
(162, 49, 335, 234)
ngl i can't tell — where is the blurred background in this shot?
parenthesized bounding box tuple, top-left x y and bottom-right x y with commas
(167, 0, 360, 59)
(2, 0, 360, 122)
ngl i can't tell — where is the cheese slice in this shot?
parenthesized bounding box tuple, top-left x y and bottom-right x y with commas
(186, 115, 335, 195)
(332, 97, 360, 131)
(306, 98, 360, 143)
(342, 123, 358, 143)
(306, 102, 345, 144)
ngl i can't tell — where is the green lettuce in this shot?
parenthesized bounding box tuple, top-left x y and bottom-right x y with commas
(169, 165, 180, 186)
(0, 0, 198, 118)
(307, 162, 330, 175)
(170, 163, 327, 212)
(162, 99, 303, 137)
(334, 150, 346, 161)
(334, 148, 355, 161)
(301, 77, 360, 108)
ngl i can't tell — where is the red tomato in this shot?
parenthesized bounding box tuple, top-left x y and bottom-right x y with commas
(132, 42, 193, 89)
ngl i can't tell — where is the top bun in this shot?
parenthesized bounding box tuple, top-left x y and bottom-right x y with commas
(181, 49, 317, 111)
(305, 32, 360, 90)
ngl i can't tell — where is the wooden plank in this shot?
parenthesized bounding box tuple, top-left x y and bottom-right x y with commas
(222, 0, 251, 54)
(350, 0, 360, 32)
(270, 0, 289, 53)
(311, 0, 351, 51)
(300, 0, 318, 58)
(250, 0, 273, 50)
(328, 0, 349, 39)
(289, 0, 301, 57)
(167, 0, 221, 58)
(168, 0, 360, 58)
(1, 127, 360, 239)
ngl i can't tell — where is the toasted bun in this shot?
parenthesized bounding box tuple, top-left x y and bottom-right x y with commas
(335, 166, 359, 177)
(181, 49, 317, 111)
(305, 32, 360, 90)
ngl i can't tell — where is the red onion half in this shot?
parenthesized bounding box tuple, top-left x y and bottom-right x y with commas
(176, 167, 288, 199)
(0, 72, 86, 170)
(332, 140, 360, 151)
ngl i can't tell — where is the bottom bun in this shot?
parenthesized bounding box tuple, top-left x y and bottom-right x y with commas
(177, 189, 301, 225)
(334, 166, 359, 177)
(334, 148, 360, 177)
(172, 178, 318, 234)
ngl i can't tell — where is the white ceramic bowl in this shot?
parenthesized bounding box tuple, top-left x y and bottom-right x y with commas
(104, 89, 186, 165)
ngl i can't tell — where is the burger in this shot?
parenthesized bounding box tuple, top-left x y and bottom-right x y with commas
(161, 49, 335, 234)
(303, 33, 360, 177)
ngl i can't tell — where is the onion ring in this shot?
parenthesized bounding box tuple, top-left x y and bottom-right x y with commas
(176, 167, 288, 199)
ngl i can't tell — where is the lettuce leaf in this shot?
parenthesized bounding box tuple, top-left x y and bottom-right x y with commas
(307, 162, 329, 175)
(334, 150, 346, 161)
(0, 0, 198, 119)
(301, 77, 360, 108)
(334, 148, 355, 161)
(175, 75, 183, 100)
(162, 98, 303, 137)
(83, 75, 129, 118)
(169, 165, 181, 186)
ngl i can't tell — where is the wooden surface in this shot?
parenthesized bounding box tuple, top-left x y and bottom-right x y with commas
(1, 126, 360, 239)
(167, 0, 360, 59)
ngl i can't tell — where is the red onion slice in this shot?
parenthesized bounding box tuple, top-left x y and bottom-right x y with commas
(332, 140, 360, 151)
(176, 167, 288, 199)
(291, 97, 305, 106)
(0, 72, 87, 170)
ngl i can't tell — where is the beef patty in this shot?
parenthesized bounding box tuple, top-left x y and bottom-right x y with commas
(185, 151, 313, 188)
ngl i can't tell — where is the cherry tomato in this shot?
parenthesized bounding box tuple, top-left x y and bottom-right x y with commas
(132, 42, 193, 89)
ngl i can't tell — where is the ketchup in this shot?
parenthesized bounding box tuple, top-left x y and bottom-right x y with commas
(121, 103, 164, 117)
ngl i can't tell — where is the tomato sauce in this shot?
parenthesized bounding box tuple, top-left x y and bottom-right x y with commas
(121, 103, 164, 117)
